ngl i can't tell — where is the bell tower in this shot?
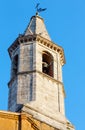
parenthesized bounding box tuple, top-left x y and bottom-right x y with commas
(8, 14, 75, 130)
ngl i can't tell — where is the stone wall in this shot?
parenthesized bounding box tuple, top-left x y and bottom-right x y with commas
(8, 42, 36, 111)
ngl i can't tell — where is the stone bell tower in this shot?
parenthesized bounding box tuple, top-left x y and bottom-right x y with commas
(8, 14, 75, 130)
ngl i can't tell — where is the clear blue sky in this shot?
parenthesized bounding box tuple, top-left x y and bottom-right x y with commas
(0, 0, 85, 129)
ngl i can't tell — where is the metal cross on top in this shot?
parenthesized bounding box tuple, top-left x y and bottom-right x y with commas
(35, 3, 47, 15)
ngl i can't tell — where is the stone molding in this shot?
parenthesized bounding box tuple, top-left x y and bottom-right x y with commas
(22, 105, 75, 130)
(8, 34, 65, 65)
(8, 70, 65, 97)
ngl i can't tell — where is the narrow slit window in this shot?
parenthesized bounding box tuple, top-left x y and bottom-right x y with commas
(12, 55, 18, 78)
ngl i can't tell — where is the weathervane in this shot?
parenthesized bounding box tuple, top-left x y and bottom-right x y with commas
(35, 3, 47, 15)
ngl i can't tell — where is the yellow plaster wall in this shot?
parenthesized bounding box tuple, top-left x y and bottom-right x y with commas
(0, 118, 18, 130)
(0, 111, 19, 130)
(0, 111, 58, 130)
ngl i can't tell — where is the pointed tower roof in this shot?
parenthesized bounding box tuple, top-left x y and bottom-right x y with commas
(8, 14, 65, 65)
(24, 14, 51, 41)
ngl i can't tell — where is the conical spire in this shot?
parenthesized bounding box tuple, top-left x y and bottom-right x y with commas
(24, 14, 51, 41)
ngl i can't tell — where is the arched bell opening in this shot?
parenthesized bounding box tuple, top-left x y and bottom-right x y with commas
(42, 51, 53, 77)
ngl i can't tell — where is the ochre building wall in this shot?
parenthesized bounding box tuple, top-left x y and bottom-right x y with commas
(0, 111, 60, 130)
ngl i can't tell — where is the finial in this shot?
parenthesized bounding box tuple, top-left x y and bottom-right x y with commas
(35, 3, 47, 15)
(36, 12, 39, 16)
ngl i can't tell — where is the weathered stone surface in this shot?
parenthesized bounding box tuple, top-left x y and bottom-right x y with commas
(24, 15, 51, 41)
(19, 43, 34, 72)
(17, 73, 36, 104)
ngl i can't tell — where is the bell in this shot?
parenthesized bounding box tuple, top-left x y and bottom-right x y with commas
(43, 62, 48, 68)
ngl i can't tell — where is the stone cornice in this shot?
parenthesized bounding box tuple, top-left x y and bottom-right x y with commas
(18, 34, 65, 65)
(36, 35, 66, 66)
(8, 38, 20, 58)
(8, 34, 65, 65)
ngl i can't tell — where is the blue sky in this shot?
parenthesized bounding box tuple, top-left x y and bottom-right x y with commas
(0, 0, 85, 129)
